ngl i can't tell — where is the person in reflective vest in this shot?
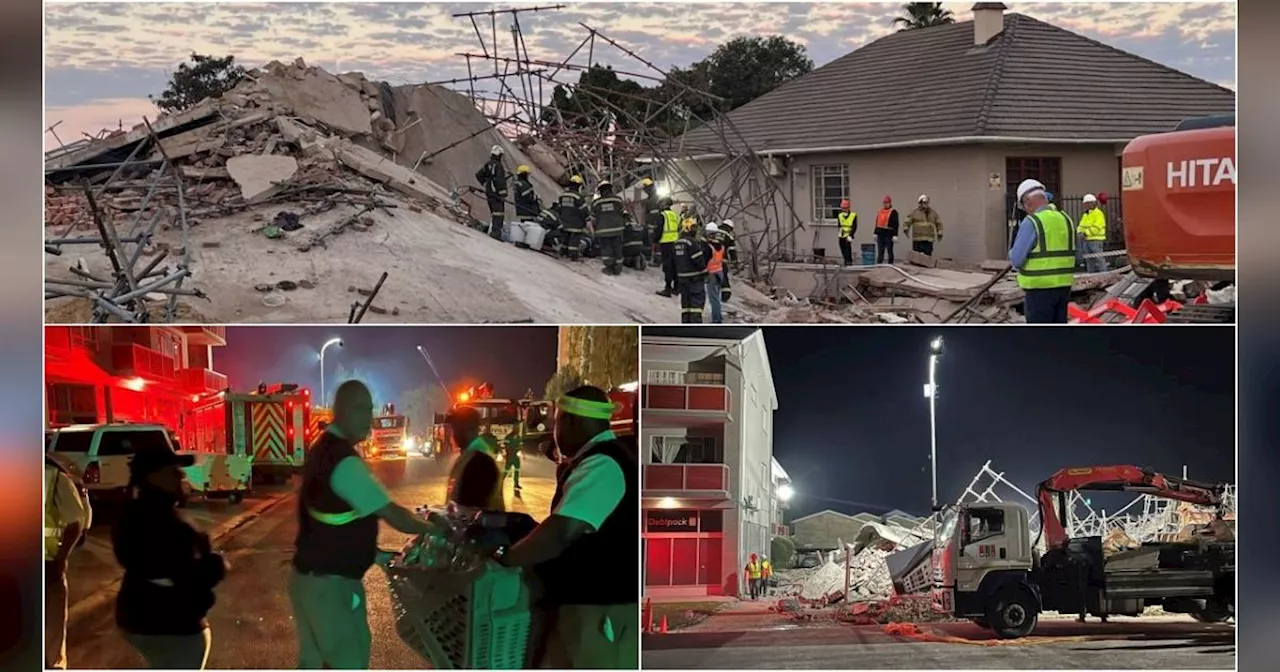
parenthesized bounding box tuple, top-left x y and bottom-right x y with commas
(591, 180, 627, 275)
(873, 195, 900, 264)
(554, 175, 591, 260)
(703, 222, 729, 324)
(904, 194, 943, 256)
(622, 213, 647, 270)
(45, 455, 89, 670)
(446, 405, 506, 511)
(673, 218, 707, 322)
(656, 198, 681, 297)
(290, 380, 436, 669)
(745, 553, 763, 599)
(760, 556, 773, 596)
(640, 177, 661, 261)
(719, 218, 739, 270)
(836, 200, 858, 266)
(1009, 178, 1076, 323)
(1077, 193, 1108, 273)
(475, 145, 508, 240)
(502, 386, 637, 669)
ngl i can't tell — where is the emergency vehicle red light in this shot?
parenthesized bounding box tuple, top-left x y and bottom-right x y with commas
(287, 401, 294, 410)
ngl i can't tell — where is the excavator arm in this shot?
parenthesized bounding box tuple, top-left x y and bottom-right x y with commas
(1037, 465, 1227, 550)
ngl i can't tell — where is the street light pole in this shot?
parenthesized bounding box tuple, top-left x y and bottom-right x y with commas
(927, 336, 943, 511)
(319, 338, 343, 405)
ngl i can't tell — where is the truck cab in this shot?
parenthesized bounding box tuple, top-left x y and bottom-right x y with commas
(932, 502, 1040, 637)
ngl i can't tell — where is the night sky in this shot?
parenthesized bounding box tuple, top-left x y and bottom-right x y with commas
(218, 326, 558, 411)
(679, 327, 1235, 520)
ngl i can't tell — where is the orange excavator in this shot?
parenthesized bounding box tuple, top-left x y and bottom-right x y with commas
(1084, 116, 1236, 323)
(932, 464, 1234, 637)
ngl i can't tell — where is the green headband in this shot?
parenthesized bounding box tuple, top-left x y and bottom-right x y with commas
(559, 395, 617, 420)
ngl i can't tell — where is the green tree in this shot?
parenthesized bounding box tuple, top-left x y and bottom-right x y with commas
(151, 53, 246, 113)
(554, 326, 638, 392)
(893, 3, 956, 31)
(703, 36, 813, 112)
(544, 367, 584, 401)
(771, 536, 796, 568)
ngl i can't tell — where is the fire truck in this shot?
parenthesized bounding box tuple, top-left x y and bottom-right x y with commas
(364, 403, 409, 459)
(187, 383, 311, 485)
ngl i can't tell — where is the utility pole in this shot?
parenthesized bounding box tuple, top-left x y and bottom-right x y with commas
(926, 336, 944, 511)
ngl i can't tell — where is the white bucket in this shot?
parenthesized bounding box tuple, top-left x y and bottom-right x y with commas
(524, 223, 547, 252)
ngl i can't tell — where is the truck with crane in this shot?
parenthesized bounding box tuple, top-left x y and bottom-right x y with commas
(931, 465, 1234, 638)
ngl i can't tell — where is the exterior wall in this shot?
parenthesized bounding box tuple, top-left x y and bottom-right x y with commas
(792, 512, 864, 549)
(675, 142, 1124, 265)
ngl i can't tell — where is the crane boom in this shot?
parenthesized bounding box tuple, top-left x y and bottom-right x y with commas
(1037, 465, 1227, 550)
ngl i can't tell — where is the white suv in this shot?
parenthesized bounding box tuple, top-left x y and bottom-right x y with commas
(48, 424, 175, 498)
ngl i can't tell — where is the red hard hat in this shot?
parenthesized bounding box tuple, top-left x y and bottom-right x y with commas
(750, 552, 758, 560)
(1097, 191, 1109, 204)
(840, 199, 851, 209)
(882, 195, 892, 203)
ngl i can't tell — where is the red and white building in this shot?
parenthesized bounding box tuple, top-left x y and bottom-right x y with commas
(44, 326, 229, 446)
(641, 328, 780, 598)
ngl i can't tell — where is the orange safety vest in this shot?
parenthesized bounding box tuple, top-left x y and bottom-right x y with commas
(706, 245, 725, 274)
(875, 208, 893, 230)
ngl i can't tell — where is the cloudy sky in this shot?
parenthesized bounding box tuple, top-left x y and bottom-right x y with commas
(44, 1, 1236, 149)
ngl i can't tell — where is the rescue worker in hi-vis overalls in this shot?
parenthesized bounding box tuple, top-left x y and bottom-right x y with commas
(501, 386, 638, 669)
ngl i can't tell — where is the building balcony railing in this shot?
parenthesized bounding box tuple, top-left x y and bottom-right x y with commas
(177, 367, 228, 394)
(643, 463, 730, 496)
(642, 384, 731, 421)
(46, 327, 71, 354)
(110, 342, 176, 381)
(181, 326, 226, 346)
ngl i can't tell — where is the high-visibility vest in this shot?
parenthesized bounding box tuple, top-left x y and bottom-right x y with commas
(45, 467, 63, 561)
(875, 208, 893, 230)
(1017, 208, 1076, 290)
(659, 210, 680, 243)
(762, 560, 772, 577)
(746, 560, 761, 579)
(837, 211, 856, 238)
(707, 245, 725, 274)
(1079, 208, 1107, 241)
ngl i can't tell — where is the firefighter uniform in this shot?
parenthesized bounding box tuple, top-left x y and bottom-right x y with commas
(673, 221, 707, 323)
(622, 215, 647, 270)
(591, 185, 627, 275)
(719, 219, 739, 267)
(475, 149, 508, 240)
(656, 206, 680, 296)
(641, 180, 662, 260)
(514, 167, 541, 221)
(554, 179, 591, 260)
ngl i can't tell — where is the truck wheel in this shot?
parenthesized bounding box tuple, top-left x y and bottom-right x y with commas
(1191, 598, 1232, 624)
(228, 492, 244, 505)
(970, 618, 990, 629)
(987, 588, 1038, 639)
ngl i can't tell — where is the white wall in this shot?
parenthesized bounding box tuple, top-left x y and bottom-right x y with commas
(733, 333, 777, 564)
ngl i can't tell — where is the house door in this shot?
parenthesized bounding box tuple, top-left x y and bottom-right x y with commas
(671, 538, 699, 586)
(698, 537, 723, 587)
(645, 537, 673, 586)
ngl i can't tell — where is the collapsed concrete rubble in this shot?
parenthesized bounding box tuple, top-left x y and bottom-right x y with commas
(44, 58, 780, 323)
(778, 523, 932, 605)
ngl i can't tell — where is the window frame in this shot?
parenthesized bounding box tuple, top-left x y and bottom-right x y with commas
(811, 164, 850, 222)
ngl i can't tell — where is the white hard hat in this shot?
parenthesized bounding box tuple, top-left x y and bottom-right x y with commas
(704, 222, 720, 232)
(1083, 193, 1098, 203)
(490, 145, 504, 156)
(917, 194, 929, 203)
(1016, 178, 1045, 201)
(721, 218, 734, 229)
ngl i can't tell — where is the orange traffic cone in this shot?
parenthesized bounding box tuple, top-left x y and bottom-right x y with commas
(659, 615, 669, 634)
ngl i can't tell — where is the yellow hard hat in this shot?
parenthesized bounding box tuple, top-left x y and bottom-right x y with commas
(680, 218, 696, 232)
(570, 175, 584, 185)
(641, 177, 654, 187)
(517, 164, 531, 175)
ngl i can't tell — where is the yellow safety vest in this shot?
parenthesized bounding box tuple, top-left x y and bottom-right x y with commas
(837, 211, 856, 239)
(1079, 208, 1107, 241)
(659, 210, 680, 244)
(746, 560, 761, 579)
(45, 466, 67, 561)
(1017, 208, 1076, 290)
(761, 560, 772, 576)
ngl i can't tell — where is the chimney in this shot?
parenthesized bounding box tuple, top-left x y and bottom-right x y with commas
(972, 2, 1007, 45)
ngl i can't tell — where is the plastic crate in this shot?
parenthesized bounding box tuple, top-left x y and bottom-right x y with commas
(386, 559, 533, 669)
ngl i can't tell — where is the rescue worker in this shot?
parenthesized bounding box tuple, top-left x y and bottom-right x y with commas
(622, 213, 647, 270)
(446, 405, 506, 511)
(1078, 193, 1108, 273)
(873, 195, 900, 264)
(655, 198, 680, 297)
(113, 443, 224, 669)
(591, 180, 627, 275)
(760, 556, 773, 597)
(904, 194, 943, 256)
(1045, 191, 1059, 210)
(836, 199, 858, 266)
(45, 455, 90, 670)
(1009, 178, 1076, 323)
(501, 386, 638, 669)
(513, 164, 542, 245)
(475, 145, 509, 240)
(745, 553, 762, 600)
(719, 218, 740, 270)
(554, 175, 591, 260)
(640, 177, 662, 261)
(290, 380, 437, 669)
(673, 218, 708, 323)
(703, 222, 729, 324)
(502, 434, 523, 498)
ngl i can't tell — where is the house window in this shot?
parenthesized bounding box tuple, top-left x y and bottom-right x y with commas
(47, 383, 97, 426)
(646, 369, 685, 385)
(1005, 157, 1062, 197)
(649, 435, 722, 464)
(685, 371, 725, 385)
(811, 164, 849, 221)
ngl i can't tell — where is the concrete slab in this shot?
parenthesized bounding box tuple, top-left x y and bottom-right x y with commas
(226, 154, 299, 203)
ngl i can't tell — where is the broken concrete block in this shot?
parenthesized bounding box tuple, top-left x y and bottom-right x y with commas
(158, 129, 226, 159)
(331, 140, 449, 204)
(180, 166, 231, 181)
(274, 117, 313, 144)
(361, 80, 381, 98)
(293, 57, 307, 70)
(226, 154, 298, 203)
(256, 68, 373, 136)
(337, 73, 364, 91)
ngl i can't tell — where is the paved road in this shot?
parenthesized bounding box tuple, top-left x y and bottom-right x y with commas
(642, 619, 1236, 669)
(64, 455, 557, 669)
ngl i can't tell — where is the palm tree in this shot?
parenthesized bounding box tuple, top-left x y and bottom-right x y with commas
(894, 2, 957, 31)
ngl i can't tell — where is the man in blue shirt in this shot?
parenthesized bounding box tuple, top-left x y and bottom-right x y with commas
(1009, 179, 1076, 323)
